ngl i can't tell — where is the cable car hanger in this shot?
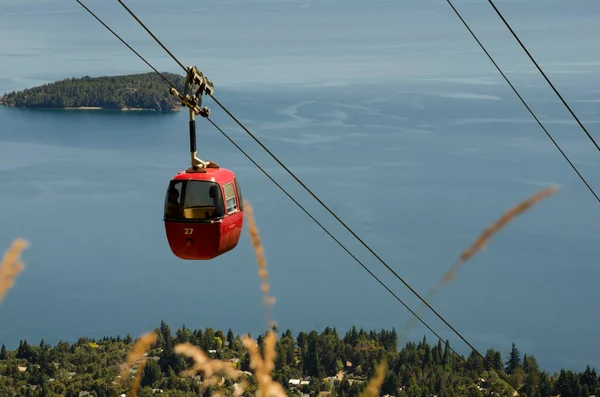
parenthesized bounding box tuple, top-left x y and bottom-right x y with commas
(169, 65, 219, 173)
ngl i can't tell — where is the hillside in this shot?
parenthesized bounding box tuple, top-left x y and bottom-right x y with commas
(0, 322, 597, 397)
(0, 72, 186, 111)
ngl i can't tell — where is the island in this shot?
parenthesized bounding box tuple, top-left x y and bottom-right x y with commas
(0, 72, 187, 111)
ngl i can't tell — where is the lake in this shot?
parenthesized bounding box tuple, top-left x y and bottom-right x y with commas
(1, 0, 600, 373)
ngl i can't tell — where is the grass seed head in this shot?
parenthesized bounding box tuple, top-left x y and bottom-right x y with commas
(0, 238, 28, 304)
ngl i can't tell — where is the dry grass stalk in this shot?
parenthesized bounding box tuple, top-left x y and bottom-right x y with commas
(443, 185, 558, 287)
(400, 186, 559, 341)
(360, 360, 388, 397)
(121, 332, 158, 397)
(243, 201, 276, 331)
(0, 238, 28, 304)
(174, 342, 242, 390)
(242, 331, 286, 397)
(240, 201, 285, 397)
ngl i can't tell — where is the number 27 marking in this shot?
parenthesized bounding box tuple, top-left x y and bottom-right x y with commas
(184, 228, 194, 235)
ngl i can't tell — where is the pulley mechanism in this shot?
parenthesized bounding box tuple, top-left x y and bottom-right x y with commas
(170, 66, 219, 173)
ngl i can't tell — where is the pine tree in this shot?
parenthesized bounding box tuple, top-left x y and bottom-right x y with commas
(227, 328, 234, 348)
(581, 365, 598, 395)
(0, 344, 6, 360)
(381, 371, 399, 396)
(17, 339, 32, 361)
(389, 327, 398, 352)
(442, 339, 451, 367)
(467, 350, 483, 373)
(557, 369, 573, 397)
(505, 342, 521, 375)
(523, 354, 540, 374)
(538, 372, 553, 397)
(492, 350, 503, 371)
(141, 359, 162, 388)
(435, 340, 443, 364)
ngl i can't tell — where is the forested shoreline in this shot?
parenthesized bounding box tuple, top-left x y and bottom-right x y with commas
(0, 322, 595, 397)
(0, 73, 186, 111)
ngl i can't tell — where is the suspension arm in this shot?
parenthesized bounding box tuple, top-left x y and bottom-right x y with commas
(170, 66, 218, 172)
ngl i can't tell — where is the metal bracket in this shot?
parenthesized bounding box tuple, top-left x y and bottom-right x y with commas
(169, 66, 219, 172)
(169, 66, 213, 117)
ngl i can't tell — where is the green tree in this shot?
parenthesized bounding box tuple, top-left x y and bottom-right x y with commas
(557, 369, 574, 397)
(521, 370, 539, 397)
(580, 365, 598, 395)
(303, 331, 325, 377)
(538, 372, 553, 397)
(523, 354, 540, 374)
(505, 342, 521, 375)
(381, 370, 399, 396)
(227, 329, 234, 348)
(175, 325, 192, 344)
(141, 360, 162, 388)
(467, 350, 484, 374)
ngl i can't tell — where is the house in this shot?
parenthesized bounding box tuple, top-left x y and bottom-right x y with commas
(289, 378, 311, 389)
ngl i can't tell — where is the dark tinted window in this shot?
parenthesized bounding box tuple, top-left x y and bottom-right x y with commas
(164, 181, 183, 219)
(164, 180, 225, 220)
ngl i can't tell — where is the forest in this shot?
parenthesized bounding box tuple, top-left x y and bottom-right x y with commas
(0, 322, 596, 397)
(0, 72, 186, 111)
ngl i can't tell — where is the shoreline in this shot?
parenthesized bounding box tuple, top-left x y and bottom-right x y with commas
(0, 104, 182, 112)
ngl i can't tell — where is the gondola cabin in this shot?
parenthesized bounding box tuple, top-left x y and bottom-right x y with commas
(163, 167, 244, 260)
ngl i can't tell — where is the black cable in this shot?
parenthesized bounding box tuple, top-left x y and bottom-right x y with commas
(102, 1, 525, 391)
(484, 0, 600, 152)
(442, 0, 600, 204)
(207, 116, 509, 397)
(75, 0, 178, 90)
(116, 0, 188, 74)
(77, 2, 522, 393)
(208, 94, 523, 394)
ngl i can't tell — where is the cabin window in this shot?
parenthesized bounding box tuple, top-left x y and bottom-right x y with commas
(164, 180, 224, 221)
(235, 177, 244, 211)
(164, 181, 183, 219)
(223, 182, 237, 213)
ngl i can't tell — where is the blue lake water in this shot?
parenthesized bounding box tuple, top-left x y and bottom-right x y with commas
(1, 0, 600, 373)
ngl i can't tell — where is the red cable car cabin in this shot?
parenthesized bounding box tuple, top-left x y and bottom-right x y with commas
(163, 167, 244, 260)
